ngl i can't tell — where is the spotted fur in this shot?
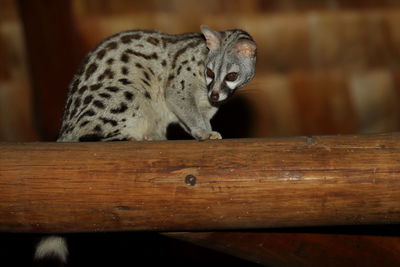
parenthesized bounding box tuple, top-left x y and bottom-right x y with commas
(58, 26, 256, 142)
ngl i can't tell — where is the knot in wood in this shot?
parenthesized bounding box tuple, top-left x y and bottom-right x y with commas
(185, 174, 197, 186)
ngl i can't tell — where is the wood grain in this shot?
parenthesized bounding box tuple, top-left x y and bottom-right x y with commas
(0, 133, 399, 232)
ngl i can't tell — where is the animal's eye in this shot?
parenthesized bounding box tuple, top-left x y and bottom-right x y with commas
(206, 68, 215, 79)
(225, 72, 238, 82)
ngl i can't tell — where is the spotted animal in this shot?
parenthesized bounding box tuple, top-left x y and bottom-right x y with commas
(57, 25, 257, 142)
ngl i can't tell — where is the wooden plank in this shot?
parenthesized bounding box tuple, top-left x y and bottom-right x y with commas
(164, 231, 400, 266)
(0, 133, 399, 232)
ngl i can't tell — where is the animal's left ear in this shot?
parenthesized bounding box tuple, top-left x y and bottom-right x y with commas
(234, 40, 256, 58)
(200, 25, 222, 51)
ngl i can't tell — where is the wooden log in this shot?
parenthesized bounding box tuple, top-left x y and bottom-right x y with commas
(0, 133, 399, 232)
(164, 231, 400, 266)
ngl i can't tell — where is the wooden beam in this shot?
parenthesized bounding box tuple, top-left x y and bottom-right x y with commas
(0, 133, 399, 232)
(164, 231, 400, 266)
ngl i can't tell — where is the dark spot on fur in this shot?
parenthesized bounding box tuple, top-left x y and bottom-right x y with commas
(121, 53, 129, 63)
(180, 80, 185, 90)
(97, 74, 105, 81)
(191, 56, 196, 61)
(121, 34, 141, 43)
(168, 75, 175, 80)
(106, 129, 121, 139)
(144, 91, 151, 99)
(79, 134, 103, 142)
(186, 67, 191, 71)
(103, 69, 114, 79)
(177, 65, 182, 75)
(65, 98, 72, 112)
(60, 124, 69, 135)
(73, 98, 81, 108)
(146, 37, 160, 46)
(105, 41, 118, 50)
(83, 95, 93, 105)
(124, 91, 134, 101)
(122, 66, 129, 75)
(65, 125, 74, 134)
(106, 58, 114, 65)
(99, 93, 111, 99)
(59, 124, 68, 135)
(97, 49, 106, 60)
(182, 60, 188, 65)
(100, 117, 118, 126)
(119, 78, 132, 85)
(172, 40, 202, 69)
(143, 71, 150, 80)
(135, 63, 143, 69)
(90, 84, 102, 91)
(161, 37, 179, 48)
(63, 110, 70, 122)
(111, 102, 128, 113)
(85, 63, 98, 80)
(126, 49, 158, 60)
(94, 124, 102, 132)
(141, 79, 150, 86)
(161, 60, 167, 66)
(71, 79, 80, 94)
(93, 100, 105, 109)
(78, 86, 88, 94)
(69, 107, 78, 119)
(106, 86, 120, 93)
(148, 67, 155, 76)
(80, 121, 90, 127)
(77, 109, 95, 122)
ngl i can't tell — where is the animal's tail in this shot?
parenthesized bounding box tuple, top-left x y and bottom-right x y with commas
(34, 236, 68, 266)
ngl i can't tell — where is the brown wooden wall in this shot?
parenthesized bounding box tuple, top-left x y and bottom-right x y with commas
(1, 0, 400, 141)
(0, 0, 37, 141)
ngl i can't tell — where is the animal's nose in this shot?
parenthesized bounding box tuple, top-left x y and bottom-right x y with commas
(210, 91, 219, 102)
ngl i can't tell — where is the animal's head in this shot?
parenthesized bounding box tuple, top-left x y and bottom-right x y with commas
(201, 25, 257, 104)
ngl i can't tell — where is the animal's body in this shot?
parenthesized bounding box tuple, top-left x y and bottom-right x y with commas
(57, 26, 256, 142)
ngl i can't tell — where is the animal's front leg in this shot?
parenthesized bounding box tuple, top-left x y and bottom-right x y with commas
(166, 87, 221, 140)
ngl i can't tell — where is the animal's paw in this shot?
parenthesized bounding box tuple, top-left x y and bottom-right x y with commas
(200, 131, 222, 140)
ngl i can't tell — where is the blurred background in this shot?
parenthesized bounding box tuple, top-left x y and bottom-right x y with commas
(1, 0, 400, 266)
(1, 0, 400, 141)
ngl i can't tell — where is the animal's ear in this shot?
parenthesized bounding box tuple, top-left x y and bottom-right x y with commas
(234, 40, 256, 58)
(200, 25, 221, 51)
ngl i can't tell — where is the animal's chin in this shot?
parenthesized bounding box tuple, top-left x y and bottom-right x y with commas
(209, 97, 229, 107)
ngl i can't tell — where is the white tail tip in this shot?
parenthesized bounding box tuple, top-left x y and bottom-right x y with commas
(34, 236, 68, 263)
